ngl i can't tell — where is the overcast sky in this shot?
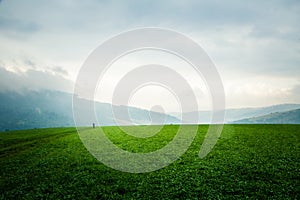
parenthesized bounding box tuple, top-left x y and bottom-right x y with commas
(0, 0, 299, 111)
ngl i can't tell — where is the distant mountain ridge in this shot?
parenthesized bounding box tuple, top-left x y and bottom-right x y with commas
(172, 104, 300, 124)
(233, 108, 300, 124)
(0, 90, 299, 131)
(0, 90, 180, 131)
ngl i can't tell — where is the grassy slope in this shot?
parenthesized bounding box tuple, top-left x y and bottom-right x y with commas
(234, 108, 300, 124)
(0, 125, 299, 199)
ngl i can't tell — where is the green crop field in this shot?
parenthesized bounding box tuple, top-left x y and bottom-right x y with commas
(0, 125, 299, 199)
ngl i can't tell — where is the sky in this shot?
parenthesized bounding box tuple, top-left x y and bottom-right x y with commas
(0, 0, 299, 112)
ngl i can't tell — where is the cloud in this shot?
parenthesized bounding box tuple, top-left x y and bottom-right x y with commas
(0, 66, 73, 92)
(0, 17, 39, 32)
(290, 84, 300, 102)
(0, 17, 40, 39)
(224, 76, 300, 108)
(0, 0, 299, 109)
(51, 66, 68, 76)
(23, 59, 36, 68)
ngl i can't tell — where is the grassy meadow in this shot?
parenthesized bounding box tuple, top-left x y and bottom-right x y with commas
(0, 125, 299, 199)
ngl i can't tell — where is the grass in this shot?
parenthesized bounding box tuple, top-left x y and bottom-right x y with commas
(0, 125, 299, 199)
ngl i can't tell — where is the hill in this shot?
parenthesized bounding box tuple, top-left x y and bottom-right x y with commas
(174, 104, 300, 124)
(0, 90, 180, 131)
(1, 90, 299, 130)
(233, 108, 300, 124)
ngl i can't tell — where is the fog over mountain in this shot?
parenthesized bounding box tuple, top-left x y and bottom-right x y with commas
(173, 104, 300, 124)
(233, 109, 300, 124)
(1, 89, 299, 131)
(0, 90, 181, 131)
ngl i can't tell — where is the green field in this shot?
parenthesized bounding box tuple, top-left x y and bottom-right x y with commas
(0, 125, 299, 199)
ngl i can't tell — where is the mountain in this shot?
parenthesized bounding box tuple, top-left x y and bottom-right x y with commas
(225, 104, 300, 122)
(0, 90, 180, 131)
(1, 90, 299, 131)
(173, 104, 300, 124)
(233, 109, 300, 124)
